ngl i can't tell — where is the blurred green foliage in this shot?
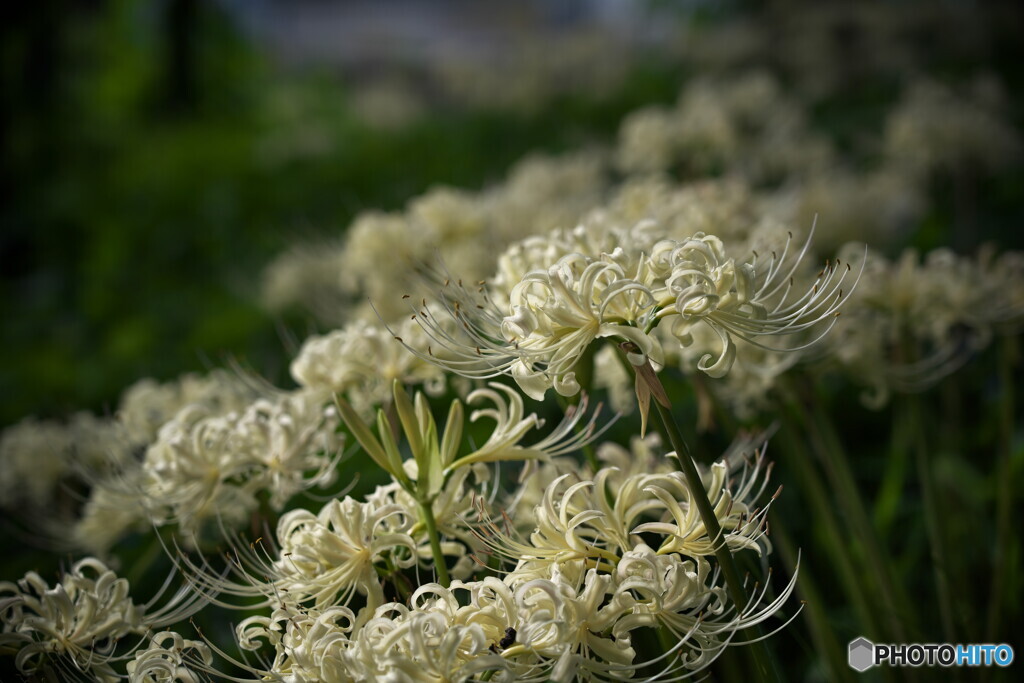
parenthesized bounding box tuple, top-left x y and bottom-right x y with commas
(0, 0, 684, 427)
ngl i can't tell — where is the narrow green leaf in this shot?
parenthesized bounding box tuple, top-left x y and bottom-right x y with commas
(376, 409, 408, 485)
(392, 379, 423, 460)
(440, 399, 464, 469)
(414, 391, 433, 434)
(422, 409, 443, 497)
(335, 395, 391, 474)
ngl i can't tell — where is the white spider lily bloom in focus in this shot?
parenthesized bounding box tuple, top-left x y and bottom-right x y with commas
(271, 496, 419, 611)
(177, 493, 420, 618)
(352, 601, 508, 682)
(235, 603, 359, 682)
(126, 631, 212, 683)
(650, 230, 859, 377)
(481, 448, 775, 584)
(406, 224, 859, 399)
(0, 559, 206, 682)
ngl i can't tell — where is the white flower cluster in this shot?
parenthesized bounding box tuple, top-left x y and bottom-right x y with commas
(179, 382, 601, 605)
(0, 559, 203, 683)
(127, 631, 212, 683)
(0, 370, 258, 514)
(258, 65, 1020, 349)
(827, 244, 1024, 407)
(275, 152, 607, 324)
(616, 72, 834, 184)
(193, 431, 791, 683)
(291, 316, 449, 417)
(411, 217, 856, 401)
(0, 413, 124, 511)
(76, 388, 342, 552)
(884, 76, 1021, 179)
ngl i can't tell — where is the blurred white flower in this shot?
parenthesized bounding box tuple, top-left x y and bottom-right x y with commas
(0, 559, 204, 682)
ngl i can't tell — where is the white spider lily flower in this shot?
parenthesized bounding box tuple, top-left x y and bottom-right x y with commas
(127, 631, 212, 683)
(169, 491, 418, 622)
(72, 472, 151, 555)
(406, 224, 857, 398)
(235, 603, 359, 682)
(350, 597, 509, 683)
(501, 254, 662, 399)
(654, 229, 860, 377)
(397, 248, 663, 402)
(492, 474, 620, 587)
(232, 391, 343, 509)
(116, 369, 259, 446)
(84, 389, 342, 547)
(829, 244, 1024, 406)
(367, 614, 505, 682)
(140, 405, 255, 532)
(0, 559, 205, 682)
(613, 545, 802, 676)
(510, 569, 637, 682)
(613, 547, 726, 671)
(482, 450, 773, 586)
(457, 383, 607, 469)
(291, 317, 448, 417)
(0, 412, 134, 513)
(632, 457, 776, 557)
(272, 496, 419, 611)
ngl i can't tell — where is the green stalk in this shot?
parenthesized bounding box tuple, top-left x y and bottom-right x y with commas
(652, 400, 781, 682)
(986, 336, 1019, 643)
(906, 394, 956, 643)
(873, 405, 911, 538)
(773, 416, 884, 644)
(126, 529, 168, 588)
(784, 378, 916, 642)
(417, 499, 451, 588)
(773, 522, 852, 683)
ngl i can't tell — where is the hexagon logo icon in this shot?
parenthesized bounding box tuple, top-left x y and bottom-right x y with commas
(849, 637, 875, 672)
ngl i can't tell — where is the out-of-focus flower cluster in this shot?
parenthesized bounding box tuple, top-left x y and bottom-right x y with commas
(0, 559, 204, 682)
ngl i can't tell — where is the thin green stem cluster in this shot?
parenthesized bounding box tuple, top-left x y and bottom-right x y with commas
(651, 400, 782, 683)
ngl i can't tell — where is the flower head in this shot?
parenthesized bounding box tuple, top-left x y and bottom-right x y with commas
(406, 222, 858, 397)
(0, 559, 204, 682)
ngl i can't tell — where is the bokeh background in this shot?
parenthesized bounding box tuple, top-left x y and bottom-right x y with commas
(3, 0, 1022, 425)
(1, 0, 695, 428)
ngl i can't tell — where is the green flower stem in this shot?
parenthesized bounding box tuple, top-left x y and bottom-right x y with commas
(986, 336, 1019, 643)
(872, 406, 912, 538)
(416, 499, 451, 588)
(774, 417, 884, 644)
(126, 528, 168, 589)
(651, 400, 781, 683)
(905, 394, 956, 643)
(773, 522, 852, 683)
(386, 555, 414, 602)
(784, 378, 915, 642)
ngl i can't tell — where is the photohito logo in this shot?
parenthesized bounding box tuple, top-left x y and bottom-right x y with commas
(849, 637, 874, 672)
(848, 637, 1014, 671)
